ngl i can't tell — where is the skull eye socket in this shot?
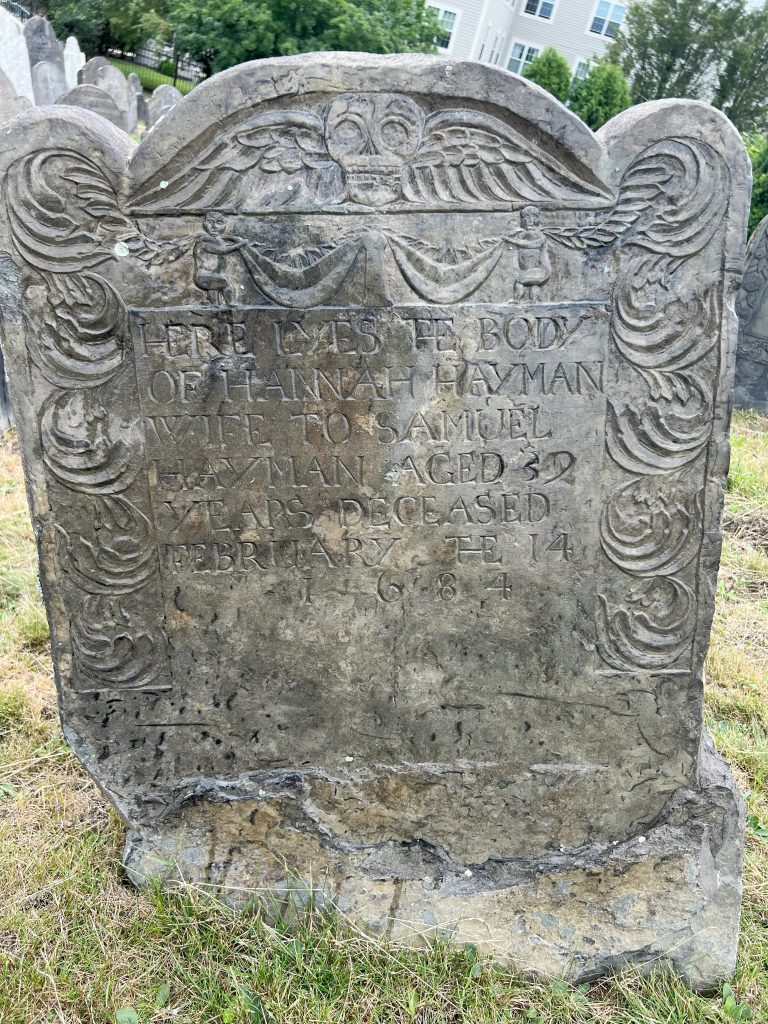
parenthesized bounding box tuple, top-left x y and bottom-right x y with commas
(333, 117, 367, 154)
(379, 117, 412, 155)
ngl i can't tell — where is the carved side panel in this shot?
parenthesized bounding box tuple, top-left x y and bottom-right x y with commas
(4, 147, 172, 694)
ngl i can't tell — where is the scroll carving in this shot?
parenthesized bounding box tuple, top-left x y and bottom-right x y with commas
(4, 147, 172, 694)
(591, 139, 729, 671)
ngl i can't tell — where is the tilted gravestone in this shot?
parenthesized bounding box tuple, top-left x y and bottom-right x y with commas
(23, 16, 65, 73)
(63, 36, 86, 92)
(0, 57, 748, 989)
(0, 8, 34, 103)
(56, 84, 125, 129)
(146, 83, 182, 129)
(92, 63, 137, 134)
(31, 59, 68, 105)
(78, 55, 110, 86)
(736, 215, 768, 410)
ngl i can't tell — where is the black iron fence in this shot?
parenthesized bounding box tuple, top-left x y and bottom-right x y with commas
(104, 41, 206, 94)
(0, 0, 31, 21)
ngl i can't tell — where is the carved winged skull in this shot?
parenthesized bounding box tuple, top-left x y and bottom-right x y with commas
(129, 92, 615, 213)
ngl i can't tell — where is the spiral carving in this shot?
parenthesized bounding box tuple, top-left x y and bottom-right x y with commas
(40, 390, 136, 494)
(597, 578, 696, 670)
(71, 596, 168, 692)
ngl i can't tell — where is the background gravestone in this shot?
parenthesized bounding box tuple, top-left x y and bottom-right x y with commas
(128, 71, 149, 126)
(146, 82, 181, 128)
(0, 57, 748, 990)
(0, 67, 30, 123)
(736, 215, 768, 410)
(0, 8, 34, 103)
(31, 59, 68, 105)
(57, 84, 124, 129)
(78, 55, 110, 85)
(63, 36, 86, 92)
(92, 63, 137, 133)
(23, 16, 65, 73)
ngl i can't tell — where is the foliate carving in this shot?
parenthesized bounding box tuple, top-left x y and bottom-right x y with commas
(71, 596, 169, 692)
(40, 390, 137, 493)
(595, 138, 729, 672)
(55, 497, 155, 595)
(737, 213, 768, 366)
(596, 578, 696, 671)
(129, 95, 616, 213)
(4, 146, 171, 694)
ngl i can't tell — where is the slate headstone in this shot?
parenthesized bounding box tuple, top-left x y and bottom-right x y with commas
(24, 16, 65, 72)
(146, 83, 181, 129)
(128, 71, 149, 126)
(56, 84, 125, 129)
(0, 67, 30, 123)
(78, 55, 110, 85)
(0, 57, 748, 991)
(0, 8, 34, 103)
(736, 215, 768, 410)
(31, 59, 68, 105)
(63, 36, 86, 92)
(93, 63, 137, 133)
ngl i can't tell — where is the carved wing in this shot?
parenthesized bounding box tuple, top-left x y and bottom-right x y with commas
(737, 215, 768, 326)
(403, 110, 614, 208)
(130, 112, 341, 213)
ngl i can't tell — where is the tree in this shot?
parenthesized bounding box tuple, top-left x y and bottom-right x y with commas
(569, 63, 631, 130)
(606, 0, 744, 103)
(169, 0, 438, 75)
(522, 46, 571, 103)
(712, 5, 768, 133)
(745, 133, 768, 235)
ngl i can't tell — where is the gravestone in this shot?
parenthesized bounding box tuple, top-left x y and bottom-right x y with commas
(0, 8, 34, 103)
(93, 63, 137, 133)
(128, 72, 149, 126)
(24, 16, 65, 73)
(78, 55, 110, 85)
(0, 67, 30, 123)
(31, 60, 68, 105)
(736, 215, 768, 410)
(146, 83, 181, 129)
(0, 57, 747, 990)
(63, 36, 86, 91)
(57, 84, 124, 129)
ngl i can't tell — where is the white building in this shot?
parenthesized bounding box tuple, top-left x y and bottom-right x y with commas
(430, 0, 626, 83)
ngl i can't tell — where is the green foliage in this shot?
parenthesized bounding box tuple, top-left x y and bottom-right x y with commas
(569, 63, 631, 131)
(522, 46, 571, 104)
(714, 5, 768, 132)
(744, 133, 768, 235)
(606, 0, 743, 104)
(169, 0, 438, 75)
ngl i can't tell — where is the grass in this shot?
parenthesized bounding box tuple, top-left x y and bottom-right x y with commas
(0, 414, 766, 1023)
(108, 58, 198, 98)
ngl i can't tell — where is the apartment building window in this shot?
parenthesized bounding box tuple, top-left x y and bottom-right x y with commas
(430, 6, 458, 50)
(507, 42, 540, 75)
(589, 1, 626, 37)
(573, 59, 590, 81)
(524, 0, 555, 20)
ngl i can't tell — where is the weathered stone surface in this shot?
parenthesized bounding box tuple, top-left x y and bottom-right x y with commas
(92, 63, 137, 133)
(56, 84, 124, 129)
(24, 16, 64, 72)
(0, 8, 33, 103)
(63, 36, 85, 92)
(78, 55, 110, 85)
(31, 59, 67, 105)
(736, 215, 768, 410)
(0, 57, 748, 990)
(146, 82, 181, 128)
(0, 67, 30, 123)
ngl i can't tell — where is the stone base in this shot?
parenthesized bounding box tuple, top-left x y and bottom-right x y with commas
(123, 733, 743, 992)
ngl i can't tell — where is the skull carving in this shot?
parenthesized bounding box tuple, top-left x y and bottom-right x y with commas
(324, 93, 424, 207)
